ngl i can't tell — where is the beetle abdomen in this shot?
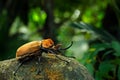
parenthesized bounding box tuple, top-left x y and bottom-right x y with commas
(16, 41, 41, 60)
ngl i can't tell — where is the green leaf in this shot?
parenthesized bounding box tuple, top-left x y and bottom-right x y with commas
(70, 22, 116, 42)
(111, 58, 120, 65)
(98, 61, 115, 77)
(85, 63, 94, 75)
(118, 66, 120, 80)
(89, 43, 110, 58)
(111, 41, 120, 56)
(95, 71, 103, 80)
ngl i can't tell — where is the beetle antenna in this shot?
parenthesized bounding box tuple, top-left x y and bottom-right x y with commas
(59, 41, 73, 50)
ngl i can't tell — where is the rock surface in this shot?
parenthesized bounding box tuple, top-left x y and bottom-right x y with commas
(0, 53, 94, 80)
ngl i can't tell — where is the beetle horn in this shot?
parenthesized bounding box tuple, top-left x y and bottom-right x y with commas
(59, 41, 73, 50)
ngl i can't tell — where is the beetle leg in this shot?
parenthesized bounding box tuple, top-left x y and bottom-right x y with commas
(13, 57, 30, 76)
(48, 49, 60, 54)
(55, 54, 70, 64)
(40, 47, 70, 63)
(36, 56, 41, 75)
(13, 61, 23, 76)
(40, 47, 55, 54)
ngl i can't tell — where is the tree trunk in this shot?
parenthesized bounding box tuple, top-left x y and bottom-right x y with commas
(42, 0, 57, 41)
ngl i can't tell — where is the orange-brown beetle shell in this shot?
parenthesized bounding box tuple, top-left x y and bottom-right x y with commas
(16, 39, 54, 60)
(41, 39, 54, 48)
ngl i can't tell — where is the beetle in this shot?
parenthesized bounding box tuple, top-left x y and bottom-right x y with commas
(16, 39, 54, 60)
(13, 38, 73, 76)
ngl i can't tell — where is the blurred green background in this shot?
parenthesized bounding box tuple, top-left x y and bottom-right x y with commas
(0, 0, 120, 80)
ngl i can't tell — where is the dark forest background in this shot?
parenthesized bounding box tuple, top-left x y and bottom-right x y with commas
(0, 0, 120, 80)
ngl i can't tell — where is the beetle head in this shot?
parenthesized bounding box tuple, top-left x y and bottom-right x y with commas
(41, 39, 54, 48)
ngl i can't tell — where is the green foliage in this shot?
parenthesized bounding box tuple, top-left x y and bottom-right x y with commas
(70, 22, 120, 80)
(81, 1, 107, 28)
(29, 8, 47, 26)
(0, 0, 120, 80)
(111, 41, 120, 56)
